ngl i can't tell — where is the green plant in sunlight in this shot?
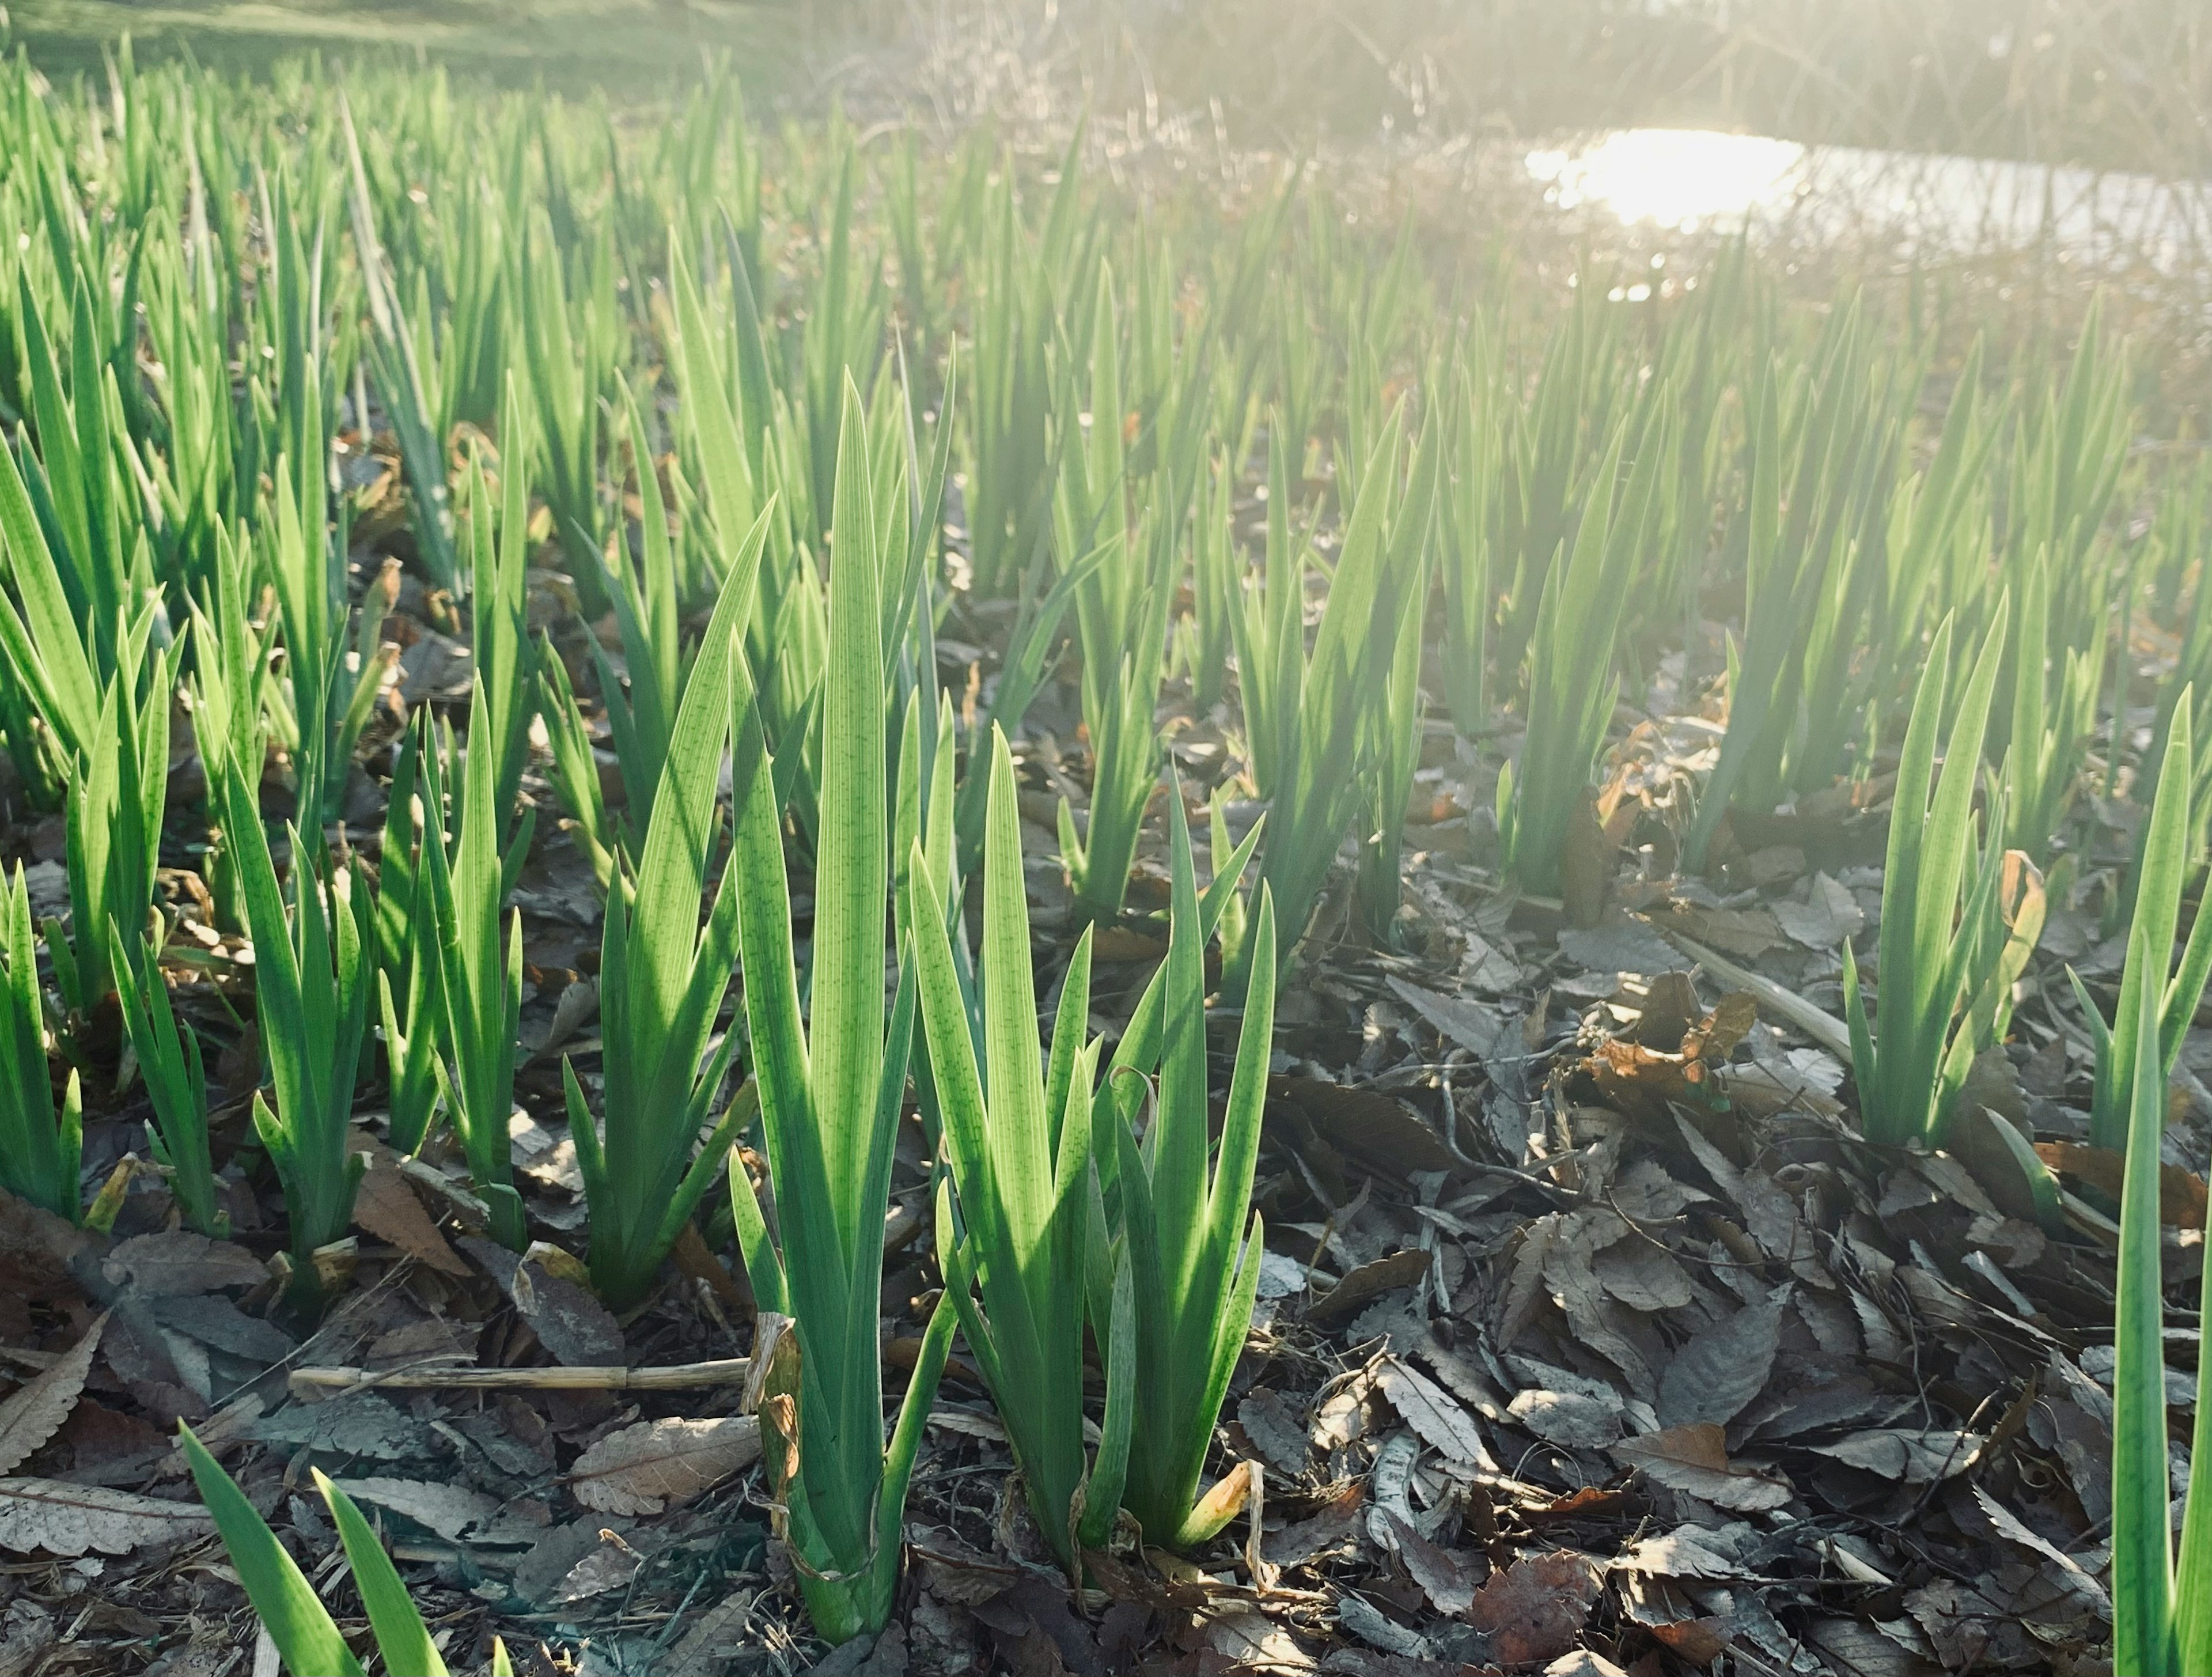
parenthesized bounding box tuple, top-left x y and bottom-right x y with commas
(1998, 544, 2104, 860)
(0, 866, 81, 1223)
(1252, 413, 1433, 961)
(728, 387, 956, 1644)
(54, 648, 171, 1015)
(220, 770, 372, 1308)
(911, 728, 1131, 1576)
(373, 720, 445, 1159)
(422, 679, 529, 1250)
(2070, 688, 2212, 1153)
(1104, 785, 1278, 1549)
(2109, 913, 2212, 1677)
(113, 933, 224, 1237)
(1497, 405, 1668, 896)
(180, 1425, 513, 1677)
(562, 506, 771, 1311)
(1843, 605, 2047, 1148)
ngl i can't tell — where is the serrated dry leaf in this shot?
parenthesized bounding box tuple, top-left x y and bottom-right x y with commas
(1592, 1241, 1694, 1312)
(1376, 1358, 1493, 1471)
(1309, 1248, 1433, 1328)
(1236, 1388, 1313, 1478)
(351, 1157, 469, 1276)
(1263, 1479, 1363, 1569)
(568, 1415, 763, 1515)
(334, 1476, 516, 1543)
(1773, 873, 1864, 948)
(0, 1478, 211, 1554)
(0, 1315, 104, 1477)
(1610, 1424, 1793, 1511)
(1809, 1428, 1983, 1483)
(1509, 1387, 1624, 1450)
(1382, 1509, 1483, 1617)
(1657, 1288, 1786, 1429)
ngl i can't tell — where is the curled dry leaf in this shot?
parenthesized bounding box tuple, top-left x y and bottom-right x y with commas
(0, 1314, 104, 1477)
(0, 1478, 211, 1555)
(567, 1415, 763, 1515)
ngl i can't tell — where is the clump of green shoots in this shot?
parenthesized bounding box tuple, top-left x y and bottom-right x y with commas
(1843, 605, 2047, 1147)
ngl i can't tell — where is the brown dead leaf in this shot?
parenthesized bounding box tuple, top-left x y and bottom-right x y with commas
(1308, 1249, 1433, 1329)
(1773, 873, 1864, 948)
(461, 1237, 624, 1366)
(351, 1155, 469, 1276)
(1560, 790, 1611, 929)
(1382, 1511, 1483, 1617)
(1610, 1424, 1794, 1511)
(1236, 1389, 1313, 1478)
(0, 1479, 211, 1554)
(100, 1231, 264, 1297)
(334, 1477, 533, 1544)
(1634, 972, 1702, 1048)
(1268, 1078, 1461, 1182)
(1263, 1480, 1365, 1569)
(1467, 1550, 1601, 1665)
(1592, 1241, 1693, 1312)
(1680, 994, 1757, 1063)
(1646, 903, 1783, 960)
(1656, 1289, 1786, 1429)
(1387, 979, 1513, 1061)
(567, 1415, 763, 1515)
(0, 1315, 104, 1477)
(2035, 1141, 2206, 1228)
(1808, 1429, 1983, 1483)
(1375, 1358, 1493, 1470)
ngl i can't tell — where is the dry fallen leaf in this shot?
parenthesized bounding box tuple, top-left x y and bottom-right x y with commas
(0, 1478, 211, 1555)
(350, 1154, 470, 1276)
(1375, 1357, 1493, 1470)
(0, 1315, 104, 1477)
(1387, 978, 1513, 1061)
(1808, 1428, 1983, 1483)
(568, 1415, 763, 1515)
(1467, 1550, 1601, 1665)
(1382, 1509, 1483, 1617)
(1236, 1388, 1313, 1478)
(1268, 1077, 1463, 1183)
(1656, 1288, 1787, 1429)
(1308, 1249, 1433, 1329)
(1772, 872, 1864, 948)
(2035, 1141, 2207, 1228)
(334, 1477, 522, 1543)
(1610, 1424, 1794, 1512)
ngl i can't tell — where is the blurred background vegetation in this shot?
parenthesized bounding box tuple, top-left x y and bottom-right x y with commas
(3, 0, 2206, 180)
